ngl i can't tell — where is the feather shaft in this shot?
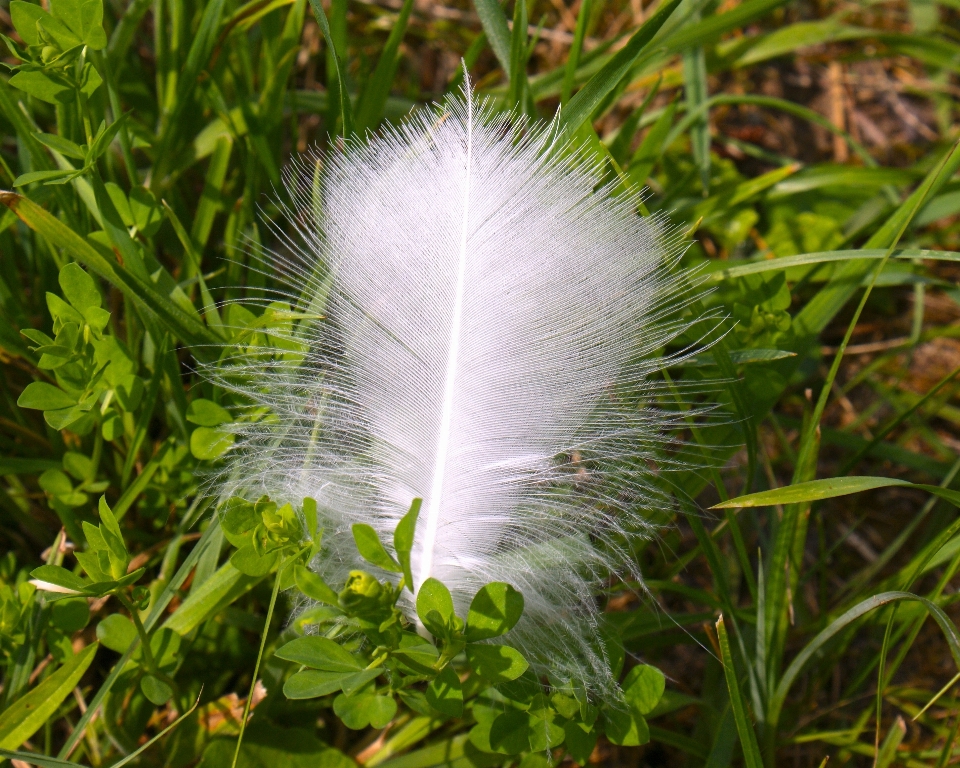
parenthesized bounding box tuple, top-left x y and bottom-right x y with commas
(420, 85, 474, 589)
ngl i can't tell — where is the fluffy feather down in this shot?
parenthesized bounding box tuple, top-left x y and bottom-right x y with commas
(216, 85, 698, 695)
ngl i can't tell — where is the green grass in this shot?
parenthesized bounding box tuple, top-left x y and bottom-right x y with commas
(1, 0, 960, 765)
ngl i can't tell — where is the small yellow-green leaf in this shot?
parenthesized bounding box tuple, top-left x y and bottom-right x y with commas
(465, 644, 528, 682)
(59, 263, 101, 312)
(465, 582, 523, 642)
(393, 498, 420, 591)
(96, 613, 136, 653)
(294, 565, 339, 606)
(416, 577, 455, 638)
(275, 636, 362, 672)
(17, 382, 77, 411)
(186, 398, 232, 427)
(190, 426, 234, 460)
(426, 664, 463, 717)
(352, 523, 402, 573)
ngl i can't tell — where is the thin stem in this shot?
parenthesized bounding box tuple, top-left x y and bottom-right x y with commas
(231, 554, 292, 768)
(118, 592, 159, 675)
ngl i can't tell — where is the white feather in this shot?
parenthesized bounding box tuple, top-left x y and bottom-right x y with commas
(216, 84, 700, 695)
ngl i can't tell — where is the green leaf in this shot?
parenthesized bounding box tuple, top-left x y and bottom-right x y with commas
(471, 706, 529, 755)
(303, 497, 318, 541)
(14, 170, 79, 188)
(416, 577, 456, 638)
(50, 0, 107, 49)
(558, 0, 681, 135)
(0, 643, 97, 749)
(426, 664, 463, 717)
(113, 374, 143, 411)
(352, 523, 402, 573)
(190, 426, 235, 460)
(465, 644, 529, 682)
(275, 636, 362, 672)
(394, 498, 420, 592)
(50, 598, 89, 632)
(307, 0, 353, 137)
(622, 664, 665, 714)
(9, 1, 48, 45)
(128, 186, 163, 236)
(333, 692, 397, 730)
(96, 613, 136, 652)
(97, 495, 124, 550)
(86, 114, 126, 162)
(196, 723, 354, 768)
(186, 398, 233, 426)
(293, 565, 340, 606)
(465, 582, 523, 642)
(29, 564, 87, 594)
(9, 70, 76, 105)
(230, 545, 277, 576)
(712, 476, 914, 508)
(39, 469, 74, 496)
(283, 669, 350, 699)
(79, 62, 102, 98)
(604, 706, 650, 747)
(392, 639, 440, 674)
(340, 668, 381, 696)
(562, 721, 598, 766)
(140, 674, 173, 705)
(716, 617, 763, 768)
(221, 497, 259, 548)
(472, 0, 512, 76)
(18, 382, 79, 411)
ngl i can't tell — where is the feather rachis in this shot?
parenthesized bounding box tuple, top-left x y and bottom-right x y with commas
(421, 83, 474, 590)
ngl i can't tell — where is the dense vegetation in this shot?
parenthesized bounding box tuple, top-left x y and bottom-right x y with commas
(1, 0, 960, 764)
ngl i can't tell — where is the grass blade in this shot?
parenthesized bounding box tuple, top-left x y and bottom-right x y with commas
(308, 0, 354, 137)
(473, 0, 513, 77)
(558, 0, 681, 136)
(0, 644, 98, 750)
(354, 0, 414, 131)
(716, 616, 764, 768)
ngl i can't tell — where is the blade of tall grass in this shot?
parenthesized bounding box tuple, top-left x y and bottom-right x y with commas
(560, 0, 593, 105)
(308, 0, 353, 137)
(0, 193, 218, 350)
(704, 249, 954, 281)
(794, 140, 960, 340)
(768, 592, 960, 733)
(666, 94, 873, 165)
(153, 0, 228, 184)
(353, 0, 414, 132)
(558, 0, 681, 135)
(716, 616, 764, 768)
(190, 136, 233, 251)
(682, 32, 709, 194)
(507, 0, 530, 110)
(0, 643, 97, 750)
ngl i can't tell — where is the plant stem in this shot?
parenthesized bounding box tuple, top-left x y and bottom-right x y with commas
(231, 554, 291, 768)
(118, 592, 159, 674)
